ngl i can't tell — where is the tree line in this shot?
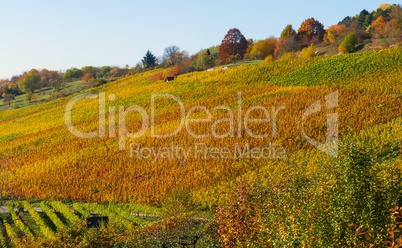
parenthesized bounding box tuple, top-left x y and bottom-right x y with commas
(0, 65, 131, 105)
(1, 3, 401, 107)
(141, 3, 401, 72)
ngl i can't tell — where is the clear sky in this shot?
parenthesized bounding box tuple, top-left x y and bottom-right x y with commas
(0, 0, 392, 79)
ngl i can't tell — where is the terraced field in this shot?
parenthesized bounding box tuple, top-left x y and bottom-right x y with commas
(0, 46, 401, 246)
(0, 201, 162, 247)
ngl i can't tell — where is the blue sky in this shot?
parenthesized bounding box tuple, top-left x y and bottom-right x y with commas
(0, 0, 392, 79)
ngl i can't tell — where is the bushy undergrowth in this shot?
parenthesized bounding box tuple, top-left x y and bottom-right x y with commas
(216, 140, 402, 247)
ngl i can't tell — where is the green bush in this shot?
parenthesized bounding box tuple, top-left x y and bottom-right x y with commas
(339, 33, 357, 54)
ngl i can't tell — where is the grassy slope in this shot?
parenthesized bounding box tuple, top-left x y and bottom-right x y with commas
(0, 47, 401, 206)
(0, 80, 85, 112)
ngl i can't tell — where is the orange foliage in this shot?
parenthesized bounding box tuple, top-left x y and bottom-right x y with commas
(149, 71, 164, 82)
(296, 18, 325, 46)
(0, 48, 401, 207)
(372, 16, 387, 38)
(325, 24, 348, 43)
(249, 38, 277, 60)
(82, 72, 94, 82)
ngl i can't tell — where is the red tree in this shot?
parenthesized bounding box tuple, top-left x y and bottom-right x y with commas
(219, 28, 248, 63)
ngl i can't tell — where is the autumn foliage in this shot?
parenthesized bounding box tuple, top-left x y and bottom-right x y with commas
(0, 46, 401, 206)
(248, 38, 277, 60)
(1, 3, 402, 247)
(339, 33, 357, 54)
(218, 28, 248, 63)
(325, 24, 348, 43)
(274, 24, 298, 58)
(296, 17, 325, 46)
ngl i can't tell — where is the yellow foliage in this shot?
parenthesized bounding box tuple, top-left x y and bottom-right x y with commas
(300, 45, 316, 58)
(0, 47, 401, 208)
(279, 52, 297, 61)
(261, 55, 274, 65)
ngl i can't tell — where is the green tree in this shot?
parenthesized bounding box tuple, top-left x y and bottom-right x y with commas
(0, 82, 21, 97)
(363, 13, 374, 30)
(50, 79, 63, 92)
(18, 70, 41, 94)
(98, 66, 111, 78)
(275, 24, 298, 58)
(142, 50, 157, 68)
(280, 24, 296, 40)
(357, 9, 370, 30)
(339, 32, 357, 54)
(25, 92, 33, 102)
(194, 46, 219, 70)
(81, 66, 97, 76)
(194, 50, 211, 70)
(339, 16, 355, 27)
(218, 28, 248, 63)
(376, 4, 392, 18)
(63, 68, 84, 80)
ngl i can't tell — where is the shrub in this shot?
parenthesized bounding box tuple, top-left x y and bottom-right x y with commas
(150, 71, 164, 82)
(215, 140, 402, 247)
(300, 44, 316, 58)
(25, 92, 33, 102)
(93, 78, 107, 87)
(339, 33, 357, 54)
(56, 91, 67, 98)
(279, 52, 297, 61)
(261, 55, 274, 65)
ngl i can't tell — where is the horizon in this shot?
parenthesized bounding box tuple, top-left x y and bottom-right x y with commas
(0, 0, 392, 80)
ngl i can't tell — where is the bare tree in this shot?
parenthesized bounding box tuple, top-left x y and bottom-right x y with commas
(163, 46, 188, 66)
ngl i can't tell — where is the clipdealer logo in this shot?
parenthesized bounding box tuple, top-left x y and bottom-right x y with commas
(302, 91, 339, 158)
(64, 91, 338, 159)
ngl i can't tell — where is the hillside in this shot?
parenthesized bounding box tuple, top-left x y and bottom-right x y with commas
(0, 47, 402, 246)
(0, 46, 401, 203)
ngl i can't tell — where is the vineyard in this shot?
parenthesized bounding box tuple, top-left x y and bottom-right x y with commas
(0, 200, 210, 247)
(0, 46, 401, 246)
